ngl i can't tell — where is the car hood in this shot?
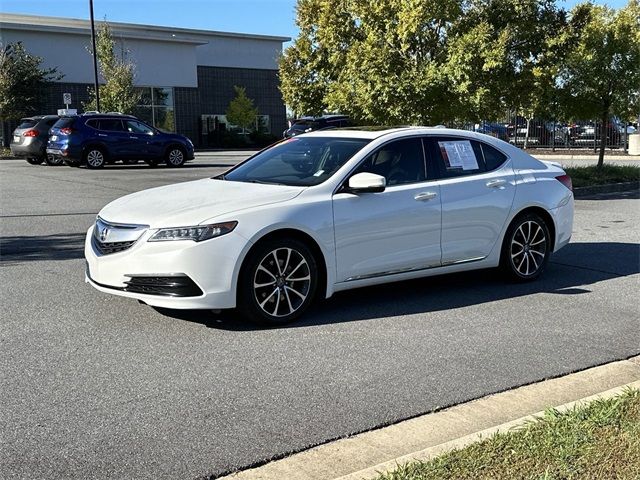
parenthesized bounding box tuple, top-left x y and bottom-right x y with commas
(98, 179, 304, 228)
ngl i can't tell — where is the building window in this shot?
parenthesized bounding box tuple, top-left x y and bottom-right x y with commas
(134, 87, 175, 131)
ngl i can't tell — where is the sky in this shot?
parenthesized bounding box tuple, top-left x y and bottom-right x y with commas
(0, 0, 631, 41)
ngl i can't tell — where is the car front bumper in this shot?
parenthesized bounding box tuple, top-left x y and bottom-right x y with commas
(84, 225, 250, 309)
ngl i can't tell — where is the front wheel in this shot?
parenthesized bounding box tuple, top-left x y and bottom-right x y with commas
(238, 239, 318, 326)
(500, 213, 551, 282)
(165, 146, 186, 167)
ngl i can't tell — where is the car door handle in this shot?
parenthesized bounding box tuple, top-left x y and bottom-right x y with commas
(98, 133, 107, 137)
(414, 192, 438, 201)
(486, 179, 507, 188)
(130, 136, 139, 139)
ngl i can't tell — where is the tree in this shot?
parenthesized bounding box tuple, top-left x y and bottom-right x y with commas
(226, 86, 258, 135)
(558, 0, 640, 167)
(280, 0, 462, 125)
(446, 0, 567, 145)
(0, 42, 61, 120)
(83, 21, 140, 114)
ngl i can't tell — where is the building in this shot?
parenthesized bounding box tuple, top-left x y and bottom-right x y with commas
(0, 13, 290, 146)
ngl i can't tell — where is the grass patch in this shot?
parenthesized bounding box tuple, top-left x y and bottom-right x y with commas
(374, 388, 640, 480)
(564, 164, 640, 188)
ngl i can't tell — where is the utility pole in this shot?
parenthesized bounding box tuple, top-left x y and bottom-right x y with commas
(89, 0, 100, 112)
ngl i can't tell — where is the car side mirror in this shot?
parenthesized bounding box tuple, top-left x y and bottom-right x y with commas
(347, 172, 386, 193)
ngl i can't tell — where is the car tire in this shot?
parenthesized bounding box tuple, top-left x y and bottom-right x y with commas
(165, 146, 186, 167)
(26, 157, 44, 165)
(238, 238, 319, 326)
(500, 212, 551, 282)
(84, 147, 106, 169)
(45, 154, 64, 166)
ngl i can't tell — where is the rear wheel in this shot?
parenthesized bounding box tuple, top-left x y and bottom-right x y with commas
(84, 147, 106, 169)
(165, 146, 186, 167)
(500, 213, 551, 282)
(26, 157, 44, 165)
(238, 238, 318, 326)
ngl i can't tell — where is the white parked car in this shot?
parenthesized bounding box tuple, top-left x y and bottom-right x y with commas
(85, 127, 574, 325)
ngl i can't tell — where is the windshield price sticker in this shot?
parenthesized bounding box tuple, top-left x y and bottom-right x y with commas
(438, 140, 479, 171)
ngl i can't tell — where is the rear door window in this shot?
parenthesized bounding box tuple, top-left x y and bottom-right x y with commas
(98, 119, 125, 131)
(429, 137, 486, 178)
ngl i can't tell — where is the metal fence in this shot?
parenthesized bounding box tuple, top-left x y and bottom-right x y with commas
(456, 115, 638, 152)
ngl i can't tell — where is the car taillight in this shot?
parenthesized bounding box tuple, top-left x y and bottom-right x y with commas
(60, 128, 73, 135)
(23, 130, 38, 137)
(556, 174, 572, 192)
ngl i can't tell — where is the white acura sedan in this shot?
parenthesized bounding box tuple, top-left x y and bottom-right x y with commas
(85, 127, 573, 325)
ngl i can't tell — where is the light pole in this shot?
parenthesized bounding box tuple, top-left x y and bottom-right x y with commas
(89, 0, 100, 112)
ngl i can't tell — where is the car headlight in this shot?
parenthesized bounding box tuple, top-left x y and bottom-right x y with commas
(148, 221, 237, 242)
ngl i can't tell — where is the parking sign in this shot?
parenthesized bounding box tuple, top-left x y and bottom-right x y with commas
(63, 93, 72, 105)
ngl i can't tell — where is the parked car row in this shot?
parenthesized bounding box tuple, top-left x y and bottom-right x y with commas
(10, 112, 194, 168)
(283, 115, 352, 138)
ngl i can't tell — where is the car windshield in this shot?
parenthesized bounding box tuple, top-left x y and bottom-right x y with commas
(221, 137, 370, 187)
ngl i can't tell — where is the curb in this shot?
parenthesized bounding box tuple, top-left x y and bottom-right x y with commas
(533, 154, 639, 161)
(573, 181, 640, 198)
(219, 356, 640, 480)
(338, 379, 640, 480)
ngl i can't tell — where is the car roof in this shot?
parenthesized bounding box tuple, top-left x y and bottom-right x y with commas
(302, 126, 494, 140)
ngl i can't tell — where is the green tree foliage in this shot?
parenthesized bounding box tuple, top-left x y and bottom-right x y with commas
(226, 86, 259, 134)
(0, 42, 61, 120)
(447, 0, 566, 126)
(558, 0, 640, 167)
(280, 0, 462, 125)
(83, 22, 141, 114)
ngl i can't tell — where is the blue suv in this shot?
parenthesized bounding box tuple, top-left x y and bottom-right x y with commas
(46, 113, 195, 168)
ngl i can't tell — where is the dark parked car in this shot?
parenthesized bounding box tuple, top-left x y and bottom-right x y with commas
(283, 115, 351, 138)
(10, 115, 61, 165)
(46, 113, 195, 168)
(472, 122, 509, 142)
(507, 118, 569, 147)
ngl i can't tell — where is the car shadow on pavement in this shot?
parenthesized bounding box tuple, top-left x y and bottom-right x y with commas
(577, 189, 639, 201)
(155, 241, 639, 331)
(0, 233, 86, 265)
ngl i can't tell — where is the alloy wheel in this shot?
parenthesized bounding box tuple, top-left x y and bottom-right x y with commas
(253, 247, 312, 318)
(86, 150, 104, 168)
(168, 148, 184, 166)
(510, 220, 547, 277)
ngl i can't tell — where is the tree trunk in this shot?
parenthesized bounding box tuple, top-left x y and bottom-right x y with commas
(597, 110, 608, 169)
(524, 117, 531, 150)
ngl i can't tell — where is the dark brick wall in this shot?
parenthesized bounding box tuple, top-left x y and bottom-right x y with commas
(197, 66, 287, 138)
(15, 68, 287, 148)
(39, 82, 93, 113)
(174, 87, 200, 145)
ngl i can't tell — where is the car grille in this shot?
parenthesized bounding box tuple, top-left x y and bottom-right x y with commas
(92, 216, 148, 256)
(92, 237, 136, 255)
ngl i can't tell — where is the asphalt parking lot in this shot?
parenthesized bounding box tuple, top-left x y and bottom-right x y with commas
(1, 154, 639, 479)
